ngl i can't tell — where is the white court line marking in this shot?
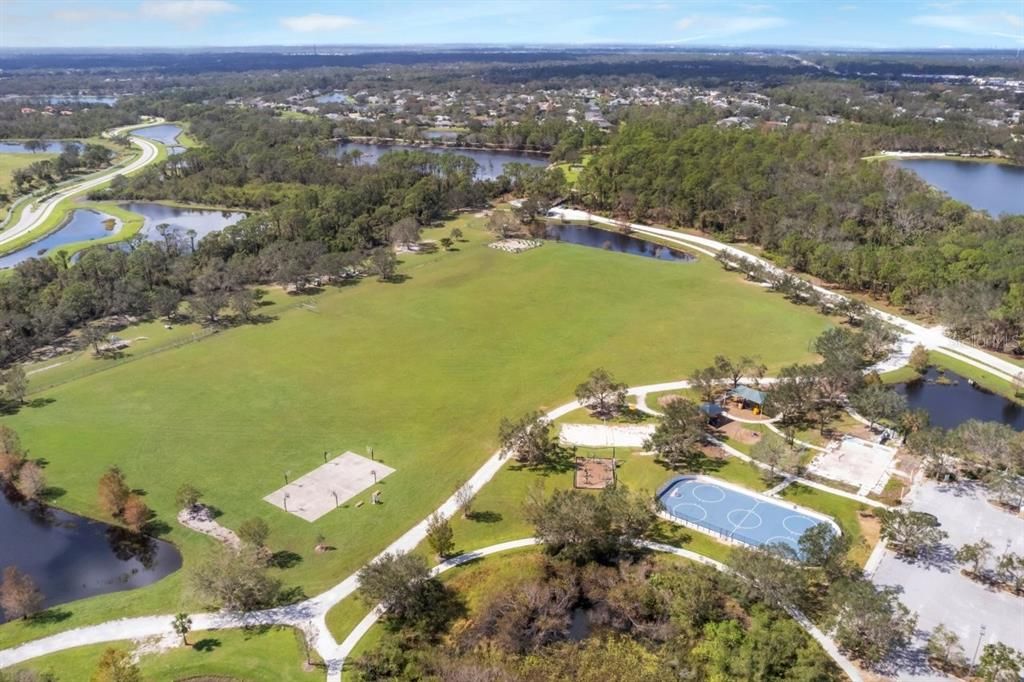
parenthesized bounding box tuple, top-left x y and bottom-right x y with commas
(672, 502, 708, 522)
(729, 500, 763, 535)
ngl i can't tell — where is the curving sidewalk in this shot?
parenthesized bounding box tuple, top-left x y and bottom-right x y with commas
(0, 377, 883, 676)
(0, 121, 164, 251)
(335, 537, 864, 682)
(551, 208, 1023, 384)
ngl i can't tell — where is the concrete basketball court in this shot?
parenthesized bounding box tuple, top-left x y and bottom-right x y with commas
(806, 435, 896, 495)
(559, 423, 655, 448)
(264, 451, 395, 522)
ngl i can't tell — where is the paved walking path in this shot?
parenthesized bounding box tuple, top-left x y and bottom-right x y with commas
(0, 376, 886, 676)
(551, 208, 1024, 385)
(335, 537, 864, 682)
(0, 120, 164, 250)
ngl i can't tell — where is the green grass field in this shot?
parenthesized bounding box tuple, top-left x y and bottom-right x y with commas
(0, 214, 831, 648)
(12, 626, 319, 681)
(0, 152, 57, 221)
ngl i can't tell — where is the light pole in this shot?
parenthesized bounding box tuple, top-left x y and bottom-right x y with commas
(371, 469, 377, 484)
(283, 492, 290, 512)
(970, 624, 987, 672)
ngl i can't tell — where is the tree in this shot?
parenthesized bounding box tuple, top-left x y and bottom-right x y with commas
(766, 364, 817, 423)
(90, 647, 141, 682)
(438, 236, 453, 251)
(877, 509, 947, 559)
(995, 553, 1024, 594)
(907, 427, 954, 480)
(689, 366, 723, 403)
(0, 425, 24, 483)
(175, 483, 203, 511)
(977, 642, 1024, 682)
(454, 481, 474, 519)
(0, 567, 43, 620)
(15, 461, 46, 500)
(497, 411, 556, 466)
(826, 578, 916, 666)
(121, 495, 151, 533)
(909, 344, 930, 373)
(371, 248, 398, 282)
(727, 545, 806, 609)
(955, 540, 993, 577)
(356, 551, 435, 621)
(749, 434, 801, 483)
(926, 624, 966, 672)
(238, 517, 270, 548)
(172, 612, 193, 646)
(798, 522, 850, 578)
(849, 385, 907, 429)
(229, 289, 257, 321)
(574, 368, 628, 420)
(426, 513, 455, 558)
(2, 365, 27, 405)
(524, 485, 654, 563)
(643, 397, 706, 470)
(487, 210, 518, 238)
(97, 467, 130, 518)
(389, 216, 421, 246)
(189, 547, 280, 611)
(81, 325, 108, 356)
(188, 291, 227, 325)
(449, 227, 463, 242)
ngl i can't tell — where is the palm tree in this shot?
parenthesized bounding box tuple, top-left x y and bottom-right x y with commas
(172, 613, 192, 646)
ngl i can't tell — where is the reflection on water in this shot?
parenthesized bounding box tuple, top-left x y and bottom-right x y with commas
(896, 159, 1024, 216)
(120, 202, 247, 247)
(896, 367, 1023, 430)
(545, 223, 695, 262)
(333, 141, 548, 181)
(133, 124, 185, 155)
(0, 489, 181, 619)
(0, 140, 80, 154)
(0, 209, 121, 270)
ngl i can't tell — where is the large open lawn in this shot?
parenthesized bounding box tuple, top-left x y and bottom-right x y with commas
(0, 214, 831, 647)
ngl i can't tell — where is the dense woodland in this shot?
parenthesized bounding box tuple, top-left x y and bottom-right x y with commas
(576, 109, 1024, 354)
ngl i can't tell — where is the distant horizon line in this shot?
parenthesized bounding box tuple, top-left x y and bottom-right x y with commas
(0, 44, 1020, 54)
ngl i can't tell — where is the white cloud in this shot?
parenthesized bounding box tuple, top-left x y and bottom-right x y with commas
(675, 14, 787, 36)
(280, 13, 361, 32)
(138, 0, 239, 28)
(912, 12, 1024, 42)
(51, 8, 129, 22)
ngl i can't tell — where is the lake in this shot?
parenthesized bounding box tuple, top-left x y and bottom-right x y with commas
(546, 223, 695, 262)
(133, 124, 185, 155)
(0, 209, 121, 270)
(0, 490, 181, 619)
(120, 202, 248, 247)
(0, 141, 79, 154)
(896, 160, 1024, 216)
(896, 367, 1023, 430)
(422, 130, 461, 142)
(333, 142, 548, 181)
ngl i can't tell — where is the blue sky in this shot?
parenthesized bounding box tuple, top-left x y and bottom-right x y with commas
(1, 1, 1022, 49)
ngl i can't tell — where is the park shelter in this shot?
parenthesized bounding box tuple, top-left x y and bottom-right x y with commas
(699, 402, 726, 426)
(729, 385, 766, 410)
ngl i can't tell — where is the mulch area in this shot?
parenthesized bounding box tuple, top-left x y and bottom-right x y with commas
(574, 457, 616, 489)
(725, 404, 772, 422)
(718, 420, 763, 445)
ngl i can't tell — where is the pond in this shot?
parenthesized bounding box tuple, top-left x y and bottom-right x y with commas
(0, 140, 80, 154)
(0, 490, 181, 619)
(895, 160, 1024, 216)
(133, 124, 185, 155)
(545, 223, 696, 262)
(120, 202, 247, 247)
(333, 142, 548, 181)
(895, 367, 1024, 431)
(0, 209, 121, 270)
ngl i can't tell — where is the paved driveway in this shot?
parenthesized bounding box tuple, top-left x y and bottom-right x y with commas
(869, 480, 1024, 680)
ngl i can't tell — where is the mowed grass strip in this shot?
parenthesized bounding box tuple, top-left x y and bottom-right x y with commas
(1, 216, 830, 646)
(12, 626, 319, 681)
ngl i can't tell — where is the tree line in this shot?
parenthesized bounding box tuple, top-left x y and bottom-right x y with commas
(574, 109, 1024, 355)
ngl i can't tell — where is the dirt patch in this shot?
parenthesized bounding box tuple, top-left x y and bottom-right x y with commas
(657, 393, 684, 408)
(178, 505, 240, 549)
(857, 509, 880, 549)
(574, 457, 616, 489)
(719, 420, 762, 445)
